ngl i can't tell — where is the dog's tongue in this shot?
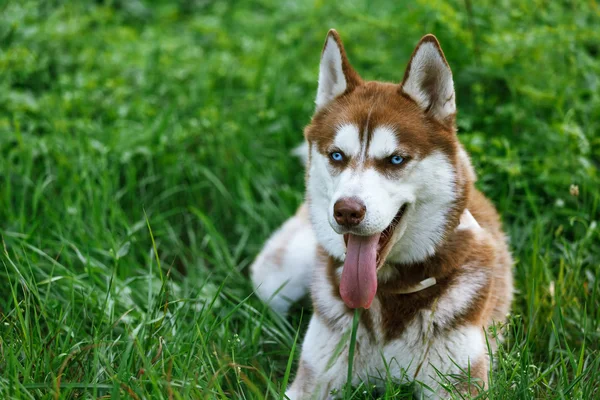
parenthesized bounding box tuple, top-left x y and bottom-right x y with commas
(340, 233, 380, 309)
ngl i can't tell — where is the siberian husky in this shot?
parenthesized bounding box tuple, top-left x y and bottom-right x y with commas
(251, 30, 513, 398)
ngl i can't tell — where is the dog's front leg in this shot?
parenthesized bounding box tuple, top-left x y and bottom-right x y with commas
(250, 204, 317, 314)
(286, 315, 357, 400)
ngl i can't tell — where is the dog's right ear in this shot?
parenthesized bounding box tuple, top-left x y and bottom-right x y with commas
(315, 29, 362, 110)
(401, 35, 456, 128)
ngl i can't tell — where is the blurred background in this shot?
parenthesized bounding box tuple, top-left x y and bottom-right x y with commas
(0, 0, 599, 398)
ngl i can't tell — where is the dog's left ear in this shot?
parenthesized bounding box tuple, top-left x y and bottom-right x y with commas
(401, 35, 456, 128)
(315, 29, 362, 110)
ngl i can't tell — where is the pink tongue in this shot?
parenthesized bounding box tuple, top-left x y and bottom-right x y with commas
(340, 233, 380, 309)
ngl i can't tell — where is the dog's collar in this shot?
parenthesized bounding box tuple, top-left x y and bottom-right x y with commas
(387, 277, 437, 294)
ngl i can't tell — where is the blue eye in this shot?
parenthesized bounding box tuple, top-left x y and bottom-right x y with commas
(330, 152, 344, 162)
(390, 155, 404, 165)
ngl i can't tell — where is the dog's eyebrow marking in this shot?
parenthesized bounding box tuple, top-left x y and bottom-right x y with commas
(368, 126, 398, 159)
(333, 124, 360, 157)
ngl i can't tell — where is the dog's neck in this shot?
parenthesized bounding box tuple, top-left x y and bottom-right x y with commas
(324, 207, 480, 297)
(378, 209, 480, 294)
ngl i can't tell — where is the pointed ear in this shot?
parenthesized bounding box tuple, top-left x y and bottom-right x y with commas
(401, 34, 456, 127)
(315, 29, 362, 110)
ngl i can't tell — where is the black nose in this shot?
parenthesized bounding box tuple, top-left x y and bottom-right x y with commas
(334, 198, 366, 227)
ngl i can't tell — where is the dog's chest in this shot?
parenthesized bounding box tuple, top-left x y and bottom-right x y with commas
(321, 306, 483, 387)
(311, 268, 485, 384)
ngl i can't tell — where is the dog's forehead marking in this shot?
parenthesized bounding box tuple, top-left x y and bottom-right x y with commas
(368, 126, 397, 159)
(333, 124, 360, 157)
(359, 105, 375, 162)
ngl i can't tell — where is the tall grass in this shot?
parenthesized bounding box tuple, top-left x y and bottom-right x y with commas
(0, 0, 598, 398)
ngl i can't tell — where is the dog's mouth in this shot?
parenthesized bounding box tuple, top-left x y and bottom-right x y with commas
(340, 204, 408, 309)
(343, 204, 408, 267)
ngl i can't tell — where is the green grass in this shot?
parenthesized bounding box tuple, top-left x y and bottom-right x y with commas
(1, 0, 599, 398)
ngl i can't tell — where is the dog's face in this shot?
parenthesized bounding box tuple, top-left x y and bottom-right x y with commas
(305, 31, 471, 309)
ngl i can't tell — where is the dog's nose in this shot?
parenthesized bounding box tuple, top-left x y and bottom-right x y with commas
(334, 198, 366, 227)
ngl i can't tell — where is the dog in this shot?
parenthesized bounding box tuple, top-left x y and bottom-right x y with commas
(251, 30, 513, 398)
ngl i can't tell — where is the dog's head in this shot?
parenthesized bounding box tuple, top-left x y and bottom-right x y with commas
(305, 30, 474, 309)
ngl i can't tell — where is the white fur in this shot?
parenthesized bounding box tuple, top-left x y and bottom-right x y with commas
(288, 296, 486, 399)
(308, 145, 347, 261)
(292, 141, 310, 166)
(310, 124, 421, 242)
(386, 151, 456, 264)
(333, 124, 361, 157)
(250, 207, 317, 314)
(311, 256, 353, 329)
(429, 267, 489, 328)
(402, 42, 455, 122)
(286, 315, 365, 399)
(367, 126, 398, 159)
(382, 324, 485, 395)
(328, 166, 408, 236)
(457, 209, 481, 231)
(316, 36, 347, 110)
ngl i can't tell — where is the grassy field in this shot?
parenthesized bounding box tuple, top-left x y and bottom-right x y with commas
(1, 0, 599, 398)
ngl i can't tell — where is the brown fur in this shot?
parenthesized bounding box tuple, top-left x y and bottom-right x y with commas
(306, 82, 454, 160)
(454, 355, 489, 395)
